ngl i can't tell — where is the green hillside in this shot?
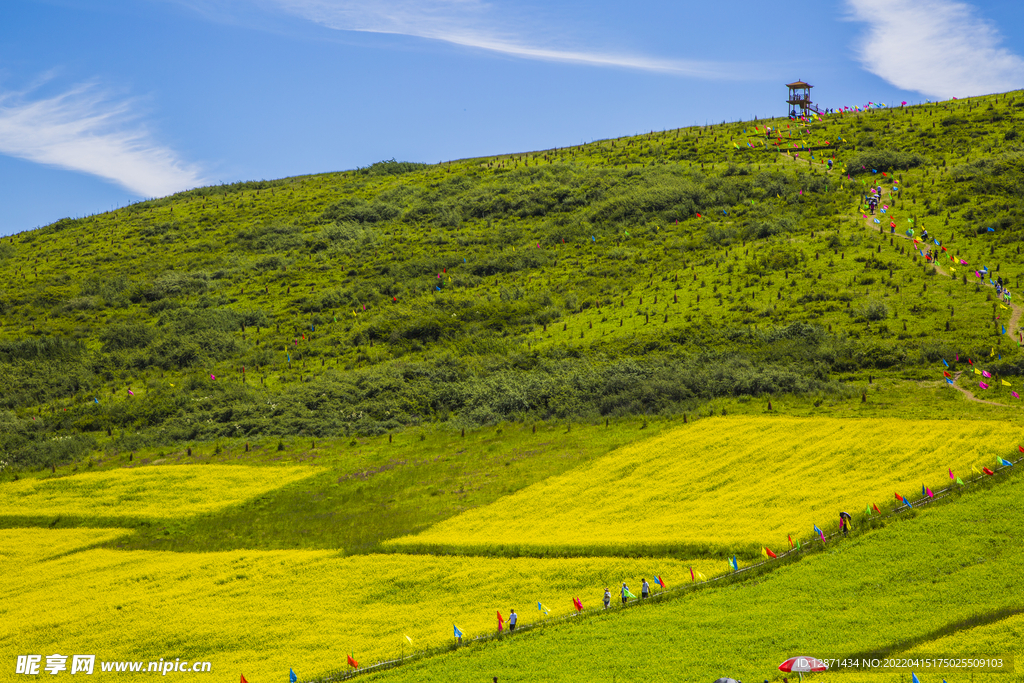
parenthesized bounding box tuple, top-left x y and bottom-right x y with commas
(2, 91, 1023, 474)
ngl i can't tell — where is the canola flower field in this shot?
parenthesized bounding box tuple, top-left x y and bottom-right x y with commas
(0, 527, 728, 683)
(377, 475, 1024, 683)
(385, 417, 1024, 555)
(0, 465, 319, 521)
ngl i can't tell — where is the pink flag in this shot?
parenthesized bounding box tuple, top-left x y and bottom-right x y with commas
(949, 468, 954, 479)
(211, 374, 216, 381)
(926, 488, 934, 498)
(1013, 391, 1020, 399)
(982, 370, 991, 378)
(980, 381, 989, 389)
(127, 389, 135, 396)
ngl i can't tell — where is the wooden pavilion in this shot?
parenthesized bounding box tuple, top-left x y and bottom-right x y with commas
(786, 80, 820, 117)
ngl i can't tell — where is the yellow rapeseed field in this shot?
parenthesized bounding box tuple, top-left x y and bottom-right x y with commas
(384, 417, 1023, 553)
(1, 529, 730, 682)
(0, 465, 319, 520)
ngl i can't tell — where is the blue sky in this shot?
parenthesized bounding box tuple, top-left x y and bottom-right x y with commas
(2, 0, 1022, 236)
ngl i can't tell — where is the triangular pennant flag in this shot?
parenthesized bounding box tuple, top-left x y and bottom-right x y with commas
(764, 547, 777, 559)
(290, 669, 297, 683)
(873, 503, 881, 513)
(956, 477, 964, 485)
(998, 457, 1013, 467)
(347, 654, 359, 669)
(983, 467, 995, 476)
(241, 676, 248, 683)
(454, 624, 463, 638)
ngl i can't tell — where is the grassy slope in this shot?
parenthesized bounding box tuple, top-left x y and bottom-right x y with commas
(1, 93, 1024, 683)
(1, 91, 1023, 473)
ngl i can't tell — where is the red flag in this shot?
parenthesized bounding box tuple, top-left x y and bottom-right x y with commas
(241, 676, 248, 683)
(895, 493, 903, 501)
(696, 213, 702, 219)
(497, 610, 504, 631)
(347, 655, 359, 669)
(765, 547, 777, 559)
(657, 575, 665, 589)
(1018, 445, 1024, 453)
(968, 358, 973, 365)
(788, 534, 793, 548)
(943, 371, 951, 378)
(872, 503, 881, 513)
(689, 566, 695, 582)
(983, 467, 995, 475)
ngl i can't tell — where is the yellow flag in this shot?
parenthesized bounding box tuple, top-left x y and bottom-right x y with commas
(1002, 380, 1011, 386)
(973, 465, 982, 475)
(974, 368, 981, 375)
(696, 572, 707, 581)
(990, 347, 996, 357)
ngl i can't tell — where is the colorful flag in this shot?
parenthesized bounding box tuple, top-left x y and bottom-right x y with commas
(730, 557, 739, 571)
(654, 575, 665, 588)
(788, 534, 793, 548)
(927, 488, 934, 498)
(983, 467, 995, 476)
(241, 676, 248, 683)
(689, 567, 695, 582)
(405, 635, 413, 644)
(497, 611, 504, 631)
(912, 673, 920, 683)
(539, 602, 550, 614)
(895, 493, 903, 502)
(347, 654, 359, 669)
(290, 669, 297, 683)
(980, 382, 989, 389)
(998, 458, 1013, 467)
(764, 547, 777, 559)
(454, 624, 463, 639)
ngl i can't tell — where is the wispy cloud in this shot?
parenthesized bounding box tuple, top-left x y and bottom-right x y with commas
(249, 0, 748, 79)
(847, 0, 1024, 98)
(0, 82, 204, 197)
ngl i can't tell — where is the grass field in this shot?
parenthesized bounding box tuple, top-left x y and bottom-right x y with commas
(0, 464, 319, 522)
(0, 527, 730, 682)
(367, 474, 1024, 683)
(384, 417, 1024, 556)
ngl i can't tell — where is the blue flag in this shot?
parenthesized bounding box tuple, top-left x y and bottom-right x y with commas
(942, 359, 949, 367)
(730, 556, 738, 571)
(912, 673, 920, 683)
(93, 398, 99, 403)
(1002, 325, 1006, 335)
(987, 227, 995, 232)
(922, 484, 927, 496)
(290, 669, 297, 683)
(946, 378, 954, 384)
(813, 524, 823, 536)
(453, 624, 463, 638)
(999, 458, 1013, 467)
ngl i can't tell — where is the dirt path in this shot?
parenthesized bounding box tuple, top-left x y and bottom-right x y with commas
(947, 371, 1010, 406)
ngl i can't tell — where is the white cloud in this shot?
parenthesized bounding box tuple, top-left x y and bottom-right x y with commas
(254, 0, 747, 78)
(0, 83, 204, 197)
(847, 0, 1024, 98)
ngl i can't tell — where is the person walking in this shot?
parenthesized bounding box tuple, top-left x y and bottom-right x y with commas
(508, 609, 517, 632)
(641, 578, 650, 599)
(621, 582, 630, 605)
(603, 587, 611, 609)
(839, 511, 852, 536)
